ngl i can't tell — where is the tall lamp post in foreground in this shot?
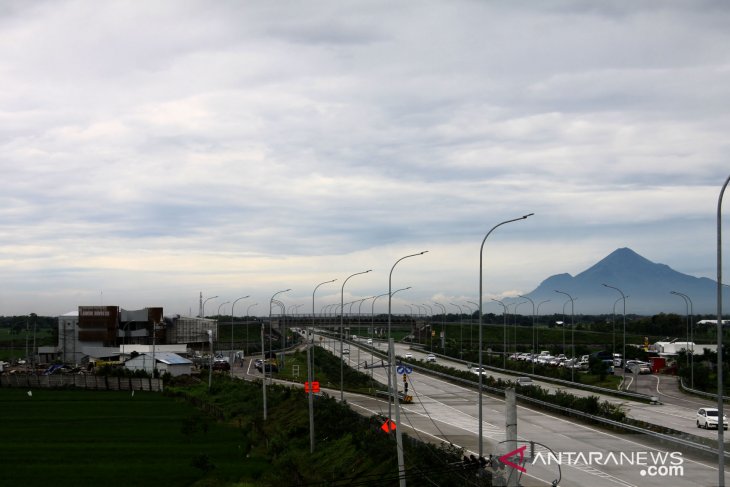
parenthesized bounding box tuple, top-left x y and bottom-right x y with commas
(478, 213, 533, 458)
(602, 284, 626, 378)
(388, 251, 427, 487)
(555, 290, 575, 382)
(310, 279, 336, 453)
(341, 270, 372, 401)
(715, 174, 729, 487)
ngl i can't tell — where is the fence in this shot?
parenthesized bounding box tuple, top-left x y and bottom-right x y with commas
(0, 374, 163, 392)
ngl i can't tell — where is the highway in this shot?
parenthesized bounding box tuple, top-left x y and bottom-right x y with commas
(361, 338, 728, 443)
(321, 336, 725, 487)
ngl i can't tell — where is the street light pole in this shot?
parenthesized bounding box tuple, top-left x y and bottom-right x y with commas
(715, 173, 729, 487)
(450, 303, 464, 359)
(388, 252, 427, 420)
(310, 279, 336, 453)
(388, 251, 426, 487)
(492, 299, 507, 369)
(341, 270, 372, 402)
(264, 289, 290, 421)
(536, 299, 550, 360)
(478, 213, 533, 458)
(519, 295, 535, 373)
(555, 290, 575, 382)
(422, 303, 434, 352)
(603, 284, 626, 381)
(245, 303, 258, 356)
(670, 291, 692, 373)
(434, 302, 446, 351)
(467, 301, 481, 350)
(230, 296, 249, 371)
(202, 296, 218, 319)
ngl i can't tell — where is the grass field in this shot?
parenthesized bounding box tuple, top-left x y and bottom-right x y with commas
(0, 387, 250, 487)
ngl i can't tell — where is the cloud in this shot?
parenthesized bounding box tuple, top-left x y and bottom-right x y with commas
(0, 1, 729, 315)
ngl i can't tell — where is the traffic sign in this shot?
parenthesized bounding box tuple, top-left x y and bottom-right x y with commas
(396, 365, 413, 375)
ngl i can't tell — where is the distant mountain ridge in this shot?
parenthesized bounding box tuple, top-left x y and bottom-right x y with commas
(521, 248, 725, 315)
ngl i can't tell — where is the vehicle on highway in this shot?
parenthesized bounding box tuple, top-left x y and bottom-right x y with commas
(425, 354, 436, 363)
(342, 348, 350, 355)
(515, 376, 533, 386)
(469, 366, 486, 375)
(696, 407, 728, 430)
(366, 338, 373, 345)
(404, 352, 413, 359)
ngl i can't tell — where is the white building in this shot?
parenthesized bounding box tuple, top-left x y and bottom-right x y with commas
(124, 352, 192, 377)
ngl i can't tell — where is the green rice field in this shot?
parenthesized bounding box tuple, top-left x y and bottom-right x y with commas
(0, 387, 250, 487)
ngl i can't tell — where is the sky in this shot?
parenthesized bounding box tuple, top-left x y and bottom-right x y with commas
(1, 0, 730, 317)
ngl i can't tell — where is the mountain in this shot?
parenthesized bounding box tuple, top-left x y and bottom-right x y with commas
(522, 248, 726, 315)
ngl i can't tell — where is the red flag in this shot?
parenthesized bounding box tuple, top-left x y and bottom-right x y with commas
(380, 419, 396, 433)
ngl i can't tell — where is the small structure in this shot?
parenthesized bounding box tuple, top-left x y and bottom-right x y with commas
(124, 352, 192, 377)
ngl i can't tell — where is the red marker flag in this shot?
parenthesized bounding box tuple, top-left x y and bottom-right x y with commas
(380, 419, 397, 433)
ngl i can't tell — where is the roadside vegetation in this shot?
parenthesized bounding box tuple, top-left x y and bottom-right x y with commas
(0, 380, 482, 487)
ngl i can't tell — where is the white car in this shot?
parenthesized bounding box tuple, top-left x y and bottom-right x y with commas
(697, 407, 728, 430)
(366, 338, 373, 345)
(470, 366, 486, 375)
(404, 352, 413, 359)
(425, 354, 436, 363)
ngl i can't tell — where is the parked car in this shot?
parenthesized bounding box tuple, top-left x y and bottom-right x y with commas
(697, 407, 728, 430)
(625, 360, 651, 374)
(425, 354, 437, 363)
(212, 360, 230, 371)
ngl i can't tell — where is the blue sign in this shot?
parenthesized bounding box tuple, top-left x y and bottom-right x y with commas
(397, 365, 413, 375)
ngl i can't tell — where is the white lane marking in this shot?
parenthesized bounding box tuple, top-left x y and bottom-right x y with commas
(326, 337, 719, 473)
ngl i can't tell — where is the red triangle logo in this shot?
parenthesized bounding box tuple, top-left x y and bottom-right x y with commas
(498, 445, 527, 473)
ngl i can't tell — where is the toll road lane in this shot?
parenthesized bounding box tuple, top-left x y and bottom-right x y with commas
(319, 338, 719, 487)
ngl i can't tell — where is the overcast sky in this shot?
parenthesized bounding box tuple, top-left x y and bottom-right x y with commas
(2, 0, 729, 317)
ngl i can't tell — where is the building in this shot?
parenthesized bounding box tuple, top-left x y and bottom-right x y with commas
(164, 315, 218, 344)
(124, 352, 192, 377)
(56, 306, 215, 365)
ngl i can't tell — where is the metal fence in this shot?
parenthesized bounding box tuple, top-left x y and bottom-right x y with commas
(0, 374, 163, 392)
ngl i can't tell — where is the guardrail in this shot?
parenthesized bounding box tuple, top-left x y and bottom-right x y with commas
(406, 348, 653, 403)
(679, 377, 730, 402)
(398, 359, 729, 459)
(339, 341, 728, 459)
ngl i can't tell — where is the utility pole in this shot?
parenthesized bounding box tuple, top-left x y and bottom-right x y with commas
(505, 387, 518, 487)
(389, 338, 406, 487)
